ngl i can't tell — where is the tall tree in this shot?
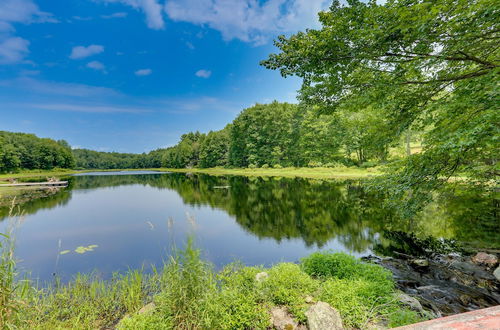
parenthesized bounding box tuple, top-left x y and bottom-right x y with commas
(262, 0, 499, 211)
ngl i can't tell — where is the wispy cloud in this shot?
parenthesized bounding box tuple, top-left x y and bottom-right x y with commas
(87, 60, 107, 72)
(0, 37, 30, 64)
(195, 69, 211, 78)
(70, 45, 104, 59)
(135, 68, 152, 76)
(26, 103, 152, 114)
(0, 77, 119, 97)
(101, 12, 128, 19)
(98, 0, 164, 29)
(165, 0, 330, 45)
(158, 96, 237, 114)
(0, 0, 57, 64)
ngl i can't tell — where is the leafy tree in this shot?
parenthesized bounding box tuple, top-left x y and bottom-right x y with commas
(229, 102, 301, 167)
(0, 131, 75, 172)
(199, 126, 231, 168)
(262, 0, 499, 211)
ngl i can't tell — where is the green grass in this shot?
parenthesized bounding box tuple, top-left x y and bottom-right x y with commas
(1, 230, 426, 329)
(0, 166, 380, 184)
(160, 166, 381, 179)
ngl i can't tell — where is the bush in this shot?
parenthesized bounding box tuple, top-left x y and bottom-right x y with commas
(273, 164, 283, 169)
(248, 164, 257, 169)
(307, 161, 323, 168)
(262, 263, 319, 322)
(260, 164, 269, 169)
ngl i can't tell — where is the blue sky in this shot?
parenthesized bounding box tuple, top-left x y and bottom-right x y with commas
(0, 0, 330, 153)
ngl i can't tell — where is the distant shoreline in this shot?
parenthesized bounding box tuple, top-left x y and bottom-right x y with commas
(0, 166, 380, 183)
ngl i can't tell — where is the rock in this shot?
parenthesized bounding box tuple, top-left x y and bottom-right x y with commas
(306, 301, 344, 330)
(471, 252, 498, 267)
(494, 266, 500, 281)
(305, 295, 314, 304)
(411, 259, 429, 267)
(255, 272, 269, 282)
(396, 292, 424, 312)
(138, 302, 156, 315)
(270, 306, 299, 330)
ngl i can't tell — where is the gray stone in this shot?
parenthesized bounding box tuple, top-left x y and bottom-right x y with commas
(306, 301, 344, 330)
(270, 307, 299, 330)
(255, 271, 269, 282)
(494, 266, 500, 282)
(411, 259, 429, 267)
(396, 292, 424, 312)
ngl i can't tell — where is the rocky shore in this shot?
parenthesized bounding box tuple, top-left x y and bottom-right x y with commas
(365, 251, 500, 318)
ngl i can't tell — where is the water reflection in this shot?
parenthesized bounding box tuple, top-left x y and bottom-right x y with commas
(0, 172, 497, 282)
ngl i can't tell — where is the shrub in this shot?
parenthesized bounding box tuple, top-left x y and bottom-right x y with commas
(307, 161, 323, 168)
(262, 263, 319, 322)
(261, 164, 269, 169)
(273, 164, 283, 169)
(248, 163, 257, 169)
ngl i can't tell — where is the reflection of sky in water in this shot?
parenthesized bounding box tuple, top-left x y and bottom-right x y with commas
(3, 179, 366, 283)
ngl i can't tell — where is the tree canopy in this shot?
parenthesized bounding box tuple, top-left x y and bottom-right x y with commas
(0, 131, 75, 173)
(262, 0, 499, 211)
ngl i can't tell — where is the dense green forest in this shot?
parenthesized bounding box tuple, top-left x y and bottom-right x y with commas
(160, 101, 403, 169)
(0, 101, 408, 172)
(72, 148, 163, 170)
(0, 131, 74, 172)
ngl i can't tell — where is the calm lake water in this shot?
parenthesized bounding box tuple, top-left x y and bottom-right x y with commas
(0, 171, 497, 283)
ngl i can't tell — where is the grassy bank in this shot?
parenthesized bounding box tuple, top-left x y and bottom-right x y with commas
(0, 166, 380, 183)
(159, 166, 381, 180)
(0, 233, 424, 329)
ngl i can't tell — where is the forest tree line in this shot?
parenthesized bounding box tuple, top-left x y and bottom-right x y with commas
(1, 100, 407, 172)
(0, 131, 74, 172)
(161, 101, 402, 169)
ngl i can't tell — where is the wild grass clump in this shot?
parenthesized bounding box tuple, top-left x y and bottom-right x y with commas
(300, 251, 422, 328)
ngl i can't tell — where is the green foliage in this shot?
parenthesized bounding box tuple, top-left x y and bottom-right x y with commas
(262, 263, 319, 322)
(0, 131, 75, 173)
(263, 0, 499, 213)
(301, 252, 393, 290)
(73, 148, 163, 170)
(199, 126, 231, 168)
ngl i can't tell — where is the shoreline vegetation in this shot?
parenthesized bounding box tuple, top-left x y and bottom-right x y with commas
(0, 229, 426, 329)
(0, 166, 381, 183)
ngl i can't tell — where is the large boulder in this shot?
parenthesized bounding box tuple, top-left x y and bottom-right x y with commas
(306, 301, 344, 330)
(396, 292, 424, 312)
(471, 252, 498, 268)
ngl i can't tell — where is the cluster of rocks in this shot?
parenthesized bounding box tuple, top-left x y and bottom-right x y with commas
(365, 251, 500, 318)
(269, 300, 344, 330)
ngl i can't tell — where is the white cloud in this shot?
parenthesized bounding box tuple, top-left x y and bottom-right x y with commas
(0, 0, 57, 64)
(0, 77, 119, 97)
(28, 103, 151, 113)
(195, 69, 211, 78)
(101, 12, 128, 19)
(164, 0, 329, 45)
(135, 68, 152, 76)
(87, 60, 106, 72)
(0, 37, 30, 64)
(99, 0, 164, 29)
(70, 44, 104, 59)
(0, 0, 56, 25)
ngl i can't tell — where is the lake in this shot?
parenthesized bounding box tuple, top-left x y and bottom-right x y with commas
(0, 171, 497, 283)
